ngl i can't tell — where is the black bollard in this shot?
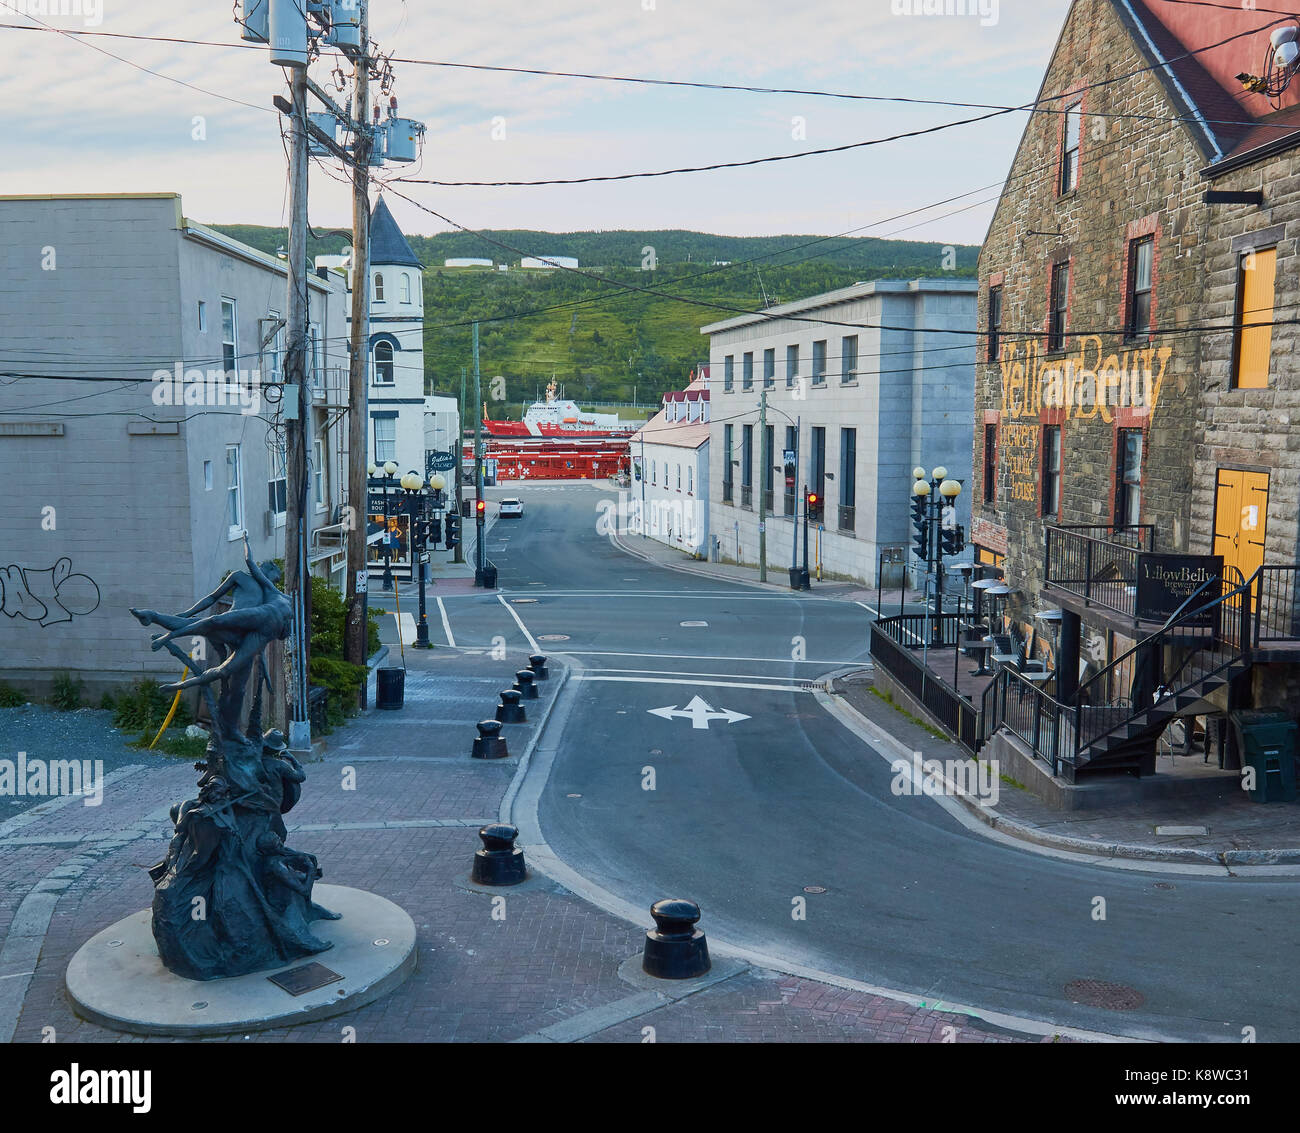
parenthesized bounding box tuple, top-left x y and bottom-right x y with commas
(641, 898, 711, 979)
(495, 689, 526, 724)
(513, 669, 539, 700)
(528, 654, 549, 680)
(471, 719, 509, 759)
(471, 823, 527, 885)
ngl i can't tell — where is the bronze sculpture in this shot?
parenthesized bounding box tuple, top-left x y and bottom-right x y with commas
(132, 534, 339, 981)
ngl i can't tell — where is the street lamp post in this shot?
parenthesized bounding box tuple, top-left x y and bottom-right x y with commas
(378, 459, 398, 591)
(401, 470, 433, 649)
(911, 465, 964, 648)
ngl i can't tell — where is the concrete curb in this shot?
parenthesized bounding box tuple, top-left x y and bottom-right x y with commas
(499, 655, 571, 826)
(823, 684, 1300, 870)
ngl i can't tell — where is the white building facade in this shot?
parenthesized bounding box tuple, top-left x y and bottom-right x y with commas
(702, 279, 977, 586)
(0, 193, 350, 697)
(629, 374, 710, 556)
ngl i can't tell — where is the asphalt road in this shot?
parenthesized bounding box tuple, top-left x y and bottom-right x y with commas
(417, 482, 1300, 1042)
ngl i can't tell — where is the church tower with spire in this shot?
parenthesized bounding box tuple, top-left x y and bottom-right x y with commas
(365, 197, 424, 473)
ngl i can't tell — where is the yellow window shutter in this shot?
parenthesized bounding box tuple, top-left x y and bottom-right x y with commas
(1236, 247, 1276, 389)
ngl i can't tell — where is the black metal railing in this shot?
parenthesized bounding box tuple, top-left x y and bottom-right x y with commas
(870, 615, 981, 750)
(1043, 523, 1156, 620)
(1255, 566, 1300, 643)
(741, 485, 753, 508)
(763, 488, 774, 513)
(722, 481, 733, 503)
(989, 667, 1070, 777)
(838, 504, 855, 532)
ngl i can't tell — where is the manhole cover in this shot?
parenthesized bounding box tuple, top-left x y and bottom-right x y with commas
(510, 598, 538, 604)
(1063, 979, 1145, 1010)
(803, 885, 828, 894)
(538, 634, 569, 641)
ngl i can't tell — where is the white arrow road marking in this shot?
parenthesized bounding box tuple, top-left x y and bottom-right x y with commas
(647, 695, 752, 730)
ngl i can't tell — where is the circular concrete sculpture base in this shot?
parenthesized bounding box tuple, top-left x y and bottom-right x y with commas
(66, 885, 416, 1036)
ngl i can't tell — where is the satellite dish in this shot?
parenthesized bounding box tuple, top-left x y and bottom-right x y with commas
(1276, 39, 1300, 69)
(1270, 25, 1297, 47)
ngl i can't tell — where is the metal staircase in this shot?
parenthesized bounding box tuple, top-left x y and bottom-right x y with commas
(1067, 568, 1252, 778)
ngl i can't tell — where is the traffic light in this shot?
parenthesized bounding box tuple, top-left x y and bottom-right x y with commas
(805, 490, 823, 522)
(475, 499, 486, 520)
(941, 523, 965, 557)
(429, 516, 443, 545)
(911, 495, 929, 562)
(444, 513, 461, 551)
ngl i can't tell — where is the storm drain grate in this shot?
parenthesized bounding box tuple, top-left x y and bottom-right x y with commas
(1064, 979, 1145, 1011)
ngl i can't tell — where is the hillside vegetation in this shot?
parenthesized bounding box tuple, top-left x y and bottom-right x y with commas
(209, 224, 978, 406)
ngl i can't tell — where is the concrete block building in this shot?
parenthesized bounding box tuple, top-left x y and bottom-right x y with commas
(0, 193, 349, 697)
(702, 279, 977, 586)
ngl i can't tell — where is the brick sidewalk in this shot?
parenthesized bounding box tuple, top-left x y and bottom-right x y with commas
(0, 648, 1052, 1043)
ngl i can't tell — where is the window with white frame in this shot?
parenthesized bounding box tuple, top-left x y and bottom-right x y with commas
(313, 438, 326, 509)
(687, 465, 694, 494)
(220, 299, 237, 378)
(373, 340, 395, 385)
(198, 300, 207, 333)
(373, 416, 397, 463)
(262, 312, 283, 384)
(309, 322, 322, 388)
(226, 444, 243, 535)
(374, 272, 385, 302)
(400, 273, 411, 303)
(268, 438, 287, 518)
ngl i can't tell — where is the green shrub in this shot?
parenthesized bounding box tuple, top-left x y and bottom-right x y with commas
(0, 683, 27, 708)
(99, 692, 116, 711)
(111, 679, 192, 733)
(130, 730, 209, 759)
(51, 672, 83, 711)
(309, 656, 368, 725)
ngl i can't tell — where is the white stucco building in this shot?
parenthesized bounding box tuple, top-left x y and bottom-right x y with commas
(629, 373, 710, 556)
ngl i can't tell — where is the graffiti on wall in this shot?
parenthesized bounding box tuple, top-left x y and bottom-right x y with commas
(0, 558, 101, 627)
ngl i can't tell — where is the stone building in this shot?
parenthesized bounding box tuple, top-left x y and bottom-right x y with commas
(0, 193, 350, 698)
(702, 279, 977, 587)
(973, 0, 1300, 781)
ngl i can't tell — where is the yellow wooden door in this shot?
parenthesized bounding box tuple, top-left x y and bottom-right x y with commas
(1213, 468, 1269, 587)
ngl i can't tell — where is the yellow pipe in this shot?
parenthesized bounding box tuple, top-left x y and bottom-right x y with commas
(148, 667, 188, 750)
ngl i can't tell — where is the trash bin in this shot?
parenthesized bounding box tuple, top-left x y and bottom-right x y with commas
(482, 565, 498, 589)
(1229, 707, 1297, 803)
(376, 667, 405, 711)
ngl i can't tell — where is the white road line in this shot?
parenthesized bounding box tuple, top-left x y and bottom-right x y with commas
(572, 675, 812, 693)
(394, 611, 417, 645)
(487, 590, 841, 602)
(556, 649, 868, 665)
(854, 599, 882, 617)
(587, 667, 812, 683)
(436, 597, 456, 647)
(497, 592, 541, 653)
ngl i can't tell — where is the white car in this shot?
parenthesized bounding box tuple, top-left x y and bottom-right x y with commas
(498, 498, 524, 517)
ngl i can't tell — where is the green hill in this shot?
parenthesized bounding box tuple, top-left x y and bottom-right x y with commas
(208, 224, 979, 405)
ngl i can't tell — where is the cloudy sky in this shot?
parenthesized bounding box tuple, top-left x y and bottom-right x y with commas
(0, 0, 1071, 246)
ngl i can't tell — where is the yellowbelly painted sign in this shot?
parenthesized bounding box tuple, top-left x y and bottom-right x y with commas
(998, 336, 1173, 423)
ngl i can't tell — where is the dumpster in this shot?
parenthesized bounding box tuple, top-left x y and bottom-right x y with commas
(376, 667, 405, 711)
(1229, 708, 1297, 803)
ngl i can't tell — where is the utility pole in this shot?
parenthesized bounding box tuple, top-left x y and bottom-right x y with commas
(473, 323, 485, 583)
(454, 365, 466, 562)
(283, 61, 312, 750)
(758, 389, 768, 583)
(343, 0, 373, 684)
